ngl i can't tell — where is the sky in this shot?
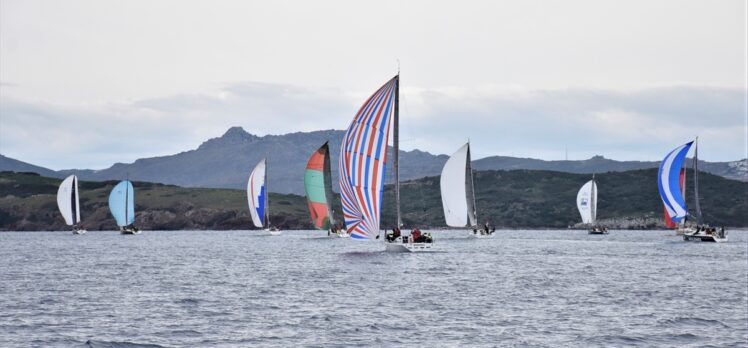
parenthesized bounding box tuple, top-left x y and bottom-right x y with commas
(1, 0, 746, 170)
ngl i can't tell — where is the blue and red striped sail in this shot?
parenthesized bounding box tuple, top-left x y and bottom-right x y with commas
(339, 76, 398, 240)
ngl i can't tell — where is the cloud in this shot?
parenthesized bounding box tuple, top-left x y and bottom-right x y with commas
(400, 85, 746, 161)
(0, 81, 745, 170)
(0, 81, 355, 169)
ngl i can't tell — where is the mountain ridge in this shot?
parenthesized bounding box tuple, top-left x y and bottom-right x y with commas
(1, 127, 745, 195)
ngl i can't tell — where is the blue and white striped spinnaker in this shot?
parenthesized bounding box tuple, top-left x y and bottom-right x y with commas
(657, 141, 693, 222)
(339, 76, 398, 240)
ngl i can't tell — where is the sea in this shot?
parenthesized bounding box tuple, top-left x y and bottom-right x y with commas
(0, 229, 746, 347)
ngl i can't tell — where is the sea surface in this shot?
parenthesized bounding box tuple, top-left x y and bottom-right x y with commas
(0, 229, 746, 347)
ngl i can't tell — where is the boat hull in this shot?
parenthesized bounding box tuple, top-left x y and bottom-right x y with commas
(120, 226, 141, 235)
(588, 226, 609, 234)
(683, 233, 727, 243)
(384, 235, 435, 252)
(469, 231, 494, 239)
(72, 229, 87, 235)
(266, 229, 282, 236)
(385, 242, 435, 252)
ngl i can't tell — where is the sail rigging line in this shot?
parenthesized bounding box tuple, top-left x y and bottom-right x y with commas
(125, 178, 129, 224)
(591, 173, 596, 224)
(265, 158, 269, 228)
(394, 75, 401, 228)
(693, 137, 703, 225)
(70, 176, 78, 224)
(466, 141, 478, 227)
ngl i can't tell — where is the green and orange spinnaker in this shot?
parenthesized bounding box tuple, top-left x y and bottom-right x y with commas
(304, 142, 335, 230)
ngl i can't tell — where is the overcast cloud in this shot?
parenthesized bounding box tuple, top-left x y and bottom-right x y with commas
(0, 0, 746, 169)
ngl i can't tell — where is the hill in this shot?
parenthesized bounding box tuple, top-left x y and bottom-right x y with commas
(1, 168, 746, 231)
(0, 171, 308, 231)
(384, 168, 748, 229)
(1, 128, 745, 196)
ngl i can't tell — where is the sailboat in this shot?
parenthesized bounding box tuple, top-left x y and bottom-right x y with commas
(339, 75, 434, 252)
(305, 142, 347, 237)
(108, 180, 140, 234)
(658, 138, 726, 242)
(57, 175, 86, 234)
(248, 158, 280, 235)
(440, 142, 493, 237)
(577, 175, 607, 234)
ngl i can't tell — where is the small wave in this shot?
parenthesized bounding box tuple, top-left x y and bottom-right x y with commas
(585, 334, 648, 346)
(176, 298, 200, 305)
(84, 339, 167, 348)
(167, 329, 202, 337)
(660, 317, 730, 329)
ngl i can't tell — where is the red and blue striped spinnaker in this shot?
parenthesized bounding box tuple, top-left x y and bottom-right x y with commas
(339, 76, 398, 240)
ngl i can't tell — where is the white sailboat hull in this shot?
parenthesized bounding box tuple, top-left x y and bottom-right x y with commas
(385, 242, 434, 252)
(683, 231, 727, 243)
(265, 228, 282, 236)
(384, 236, 435, 253)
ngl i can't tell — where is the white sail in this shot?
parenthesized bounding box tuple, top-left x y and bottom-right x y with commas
(56, 175, 80, 226)
(247, 159, 268, 228)
(577, 180, 597, 224)
(440, 143, 474, 227)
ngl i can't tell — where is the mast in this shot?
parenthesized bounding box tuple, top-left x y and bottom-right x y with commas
(124, 176, 129, 225)
(322, 142, 335, 227)
(693, 137, 703, 224)
(680, 167, 687, 227)
(590, 174, 596, 225)
(70, 176, 78, 224)
(466, 141, 478, 226)
(264, 158, 270, 228)
(394, 75, 402, 228)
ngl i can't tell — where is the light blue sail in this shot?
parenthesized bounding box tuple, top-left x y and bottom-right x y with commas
(657, 141, 693, 222)
(108, 180, 135, 226)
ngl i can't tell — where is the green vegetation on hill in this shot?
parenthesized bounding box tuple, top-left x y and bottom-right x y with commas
(383, 168, 747, 228)
(0, 171, 308, 231)
(1, 168, 746, 231)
